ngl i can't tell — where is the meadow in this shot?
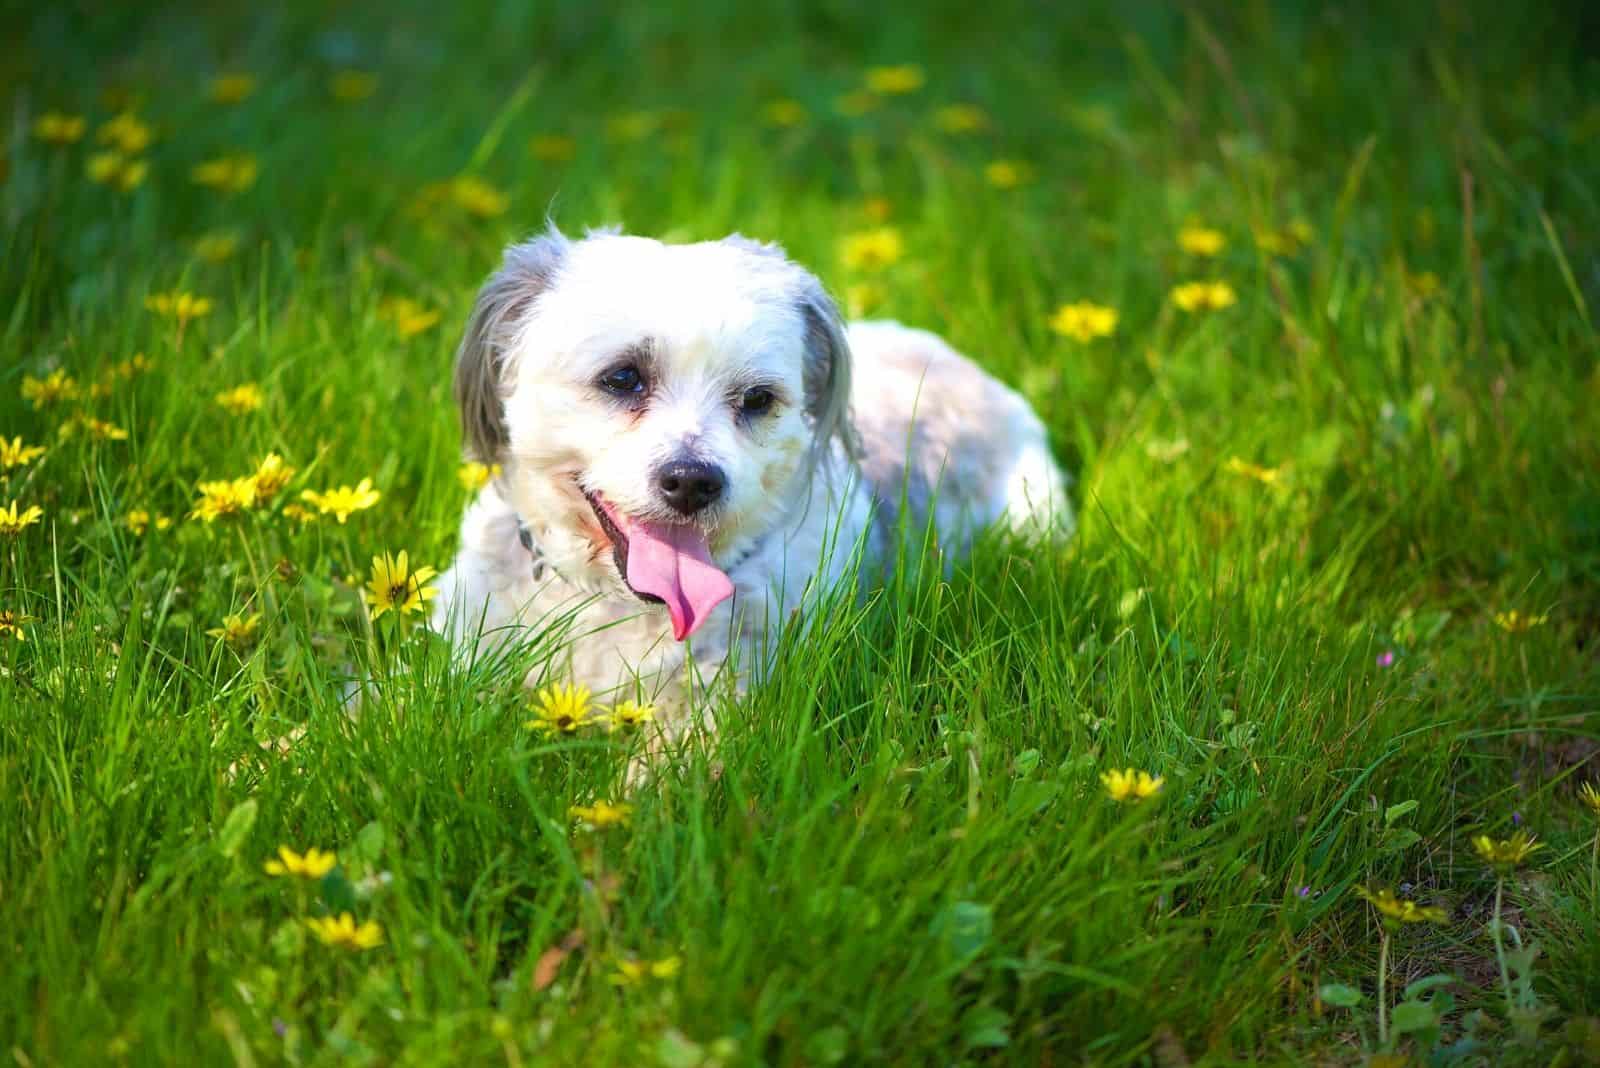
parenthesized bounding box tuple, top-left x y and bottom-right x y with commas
(3, 2, 1599, 1064)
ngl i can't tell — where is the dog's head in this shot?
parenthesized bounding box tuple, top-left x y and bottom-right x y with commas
(454, 226, 853, 640)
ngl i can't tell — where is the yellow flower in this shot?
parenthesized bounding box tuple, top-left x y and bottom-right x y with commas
(120, 354, 158, 377)
(1253, 228, 1291, 256)
(0, 609, 33, 642)
(1177, 225, 1226, 257)
(281, 502, 318, 525)
(22, 369, 80, 408)
(609, 699, 656, 732)
(449, 176, 508, 218)
(569, 800, 633, 828)
(1471, 831, 1544, 871)
(189, 477, 259, 522)
(60, 414, 129, 442)
(305, 912, 384, 950)
(865, 65, 926, 94)
(839, 227, 904, 272)
(377, 296, 442, 339)
(862, 196, 893, 222)
(1406, 270, 1440, 301)
(1492, 610, 1547, 633)
(524, 682, 594, 735)
(1253, 220, 1313, 257)
(86, 151, 148, 192)
(834, 90, 880, 117)
(610, 956, 682, 985)
(300, 478, 380, 523)
(1224, 457, 1285, 486)
(207, 612, 262, 648)
(107, 353, 154, 380)
(845, 282, 885, 318)
(1048, 301, 1119, 342)
(411, 177, 509, 218)
(193, 231, 241, 263)
(763, 99, 808, 127)
(264, 845, 337, 878)
(0, 437, 46, 469)
(457, 461, 500, 492)
(100, 86, 135, 112)
(1579, 782, 1600, 817)
(529, 134, 577, 162)
(190, 154, 259, 193)
(33, 112, 87, 145)
(1100, 767, 1164, 802)
(933, 104, 988, 133)
(209, 73, 257, 104)
(0, 501, 45, 536)
(984, 159, 1034, 189)
(363, 550, 439, 620)
(97, 112, 153, 154)
(214, 383, 264, 415)
(251, 453, 295, 501)
(145, 291, 214, 324)
(329, 70, 379, 102)
(1354, 885, 1449, 925)
(124, 509, 172, 536)
(1170, 281, 1237, 312)
(606, 111, 661, 142)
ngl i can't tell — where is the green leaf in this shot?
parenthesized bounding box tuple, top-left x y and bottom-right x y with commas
(963, 1006, 1011, 1048)
(269, 918, 304, 959)
(803, 1025, 850, 1066)
(216, 799, 258, 859)
(1502, 942, 1541, 976)
(351, 821, 386, 865)
(1391, 1000, 1438, 1033)
(1318, 983, 1363, 1008)
(930, 901, 992, 963)
(655, 1029, 705, 1068)
(1007, 780, 1060, 816)
(1383, 800, 1419, 826)
(1165, 631, 1200, 663)
(319, 869, 359, 914)
(1012, 748, 1041, 777)
(1402, 973, 1456, 1000)
(1379, 828, 1423, 853)
(1434, 1035, 1486, 1064)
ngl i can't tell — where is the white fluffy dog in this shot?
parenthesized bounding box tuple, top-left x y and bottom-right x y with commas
(432, 226, 1070, 734)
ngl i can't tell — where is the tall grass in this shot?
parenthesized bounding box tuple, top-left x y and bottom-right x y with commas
(2, 2, 1597, 1063)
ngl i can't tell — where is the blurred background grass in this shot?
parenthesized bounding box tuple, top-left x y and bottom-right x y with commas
(3, 1, 1599, 1064)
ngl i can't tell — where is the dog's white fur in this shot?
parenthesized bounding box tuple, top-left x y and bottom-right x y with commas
(431, 227, 1070, 732)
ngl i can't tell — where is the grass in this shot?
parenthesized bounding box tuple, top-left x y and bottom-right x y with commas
(3, 2, 1599, 1063)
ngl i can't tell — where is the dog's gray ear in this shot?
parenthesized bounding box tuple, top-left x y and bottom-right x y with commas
(455, 228, 570, 462)
(794, 273, 858, 461)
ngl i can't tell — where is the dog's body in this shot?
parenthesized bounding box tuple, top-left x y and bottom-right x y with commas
(431, 228, 1069, 728)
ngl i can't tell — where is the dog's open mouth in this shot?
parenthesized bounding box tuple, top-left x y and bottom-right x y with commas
(582, 490, 735, 641)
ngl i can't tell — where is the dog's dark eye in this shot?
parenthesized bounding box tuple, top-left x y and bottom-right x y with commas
(599, 365, 644, 396)
(740, 387, 775, 415)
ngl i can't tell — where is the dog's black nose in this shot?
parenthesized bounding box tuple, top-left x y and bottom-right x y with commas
(655, 460, 726, 515)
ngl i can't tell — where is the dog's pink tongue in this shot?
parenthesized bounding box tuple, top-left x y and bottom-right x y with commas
(619, 515, 734, 641)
